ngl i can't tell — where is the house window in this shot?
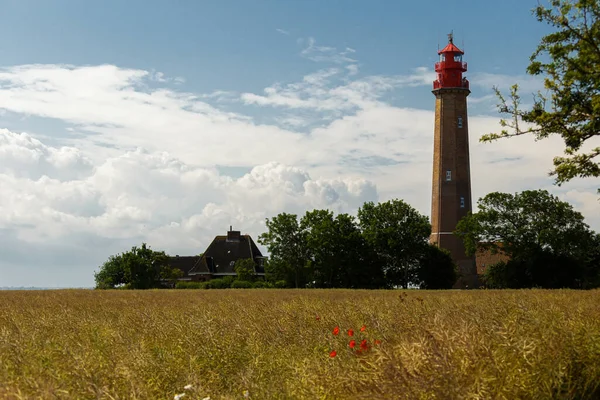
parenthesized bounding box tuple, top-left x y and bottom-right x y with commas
(446, 170, 452, 181)
(458, 116, 463, 128)
(460, 196, 465, 208)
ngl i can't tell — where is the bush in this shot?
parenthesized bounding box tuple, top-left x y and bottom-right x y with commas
(221, 276, 236, 286)
(231, 280, 253, 289)
(175, 281, 207, 289)
(205, 279, 231, 289)
(274, 280, 288, 288)
(252, 281, 271, 289)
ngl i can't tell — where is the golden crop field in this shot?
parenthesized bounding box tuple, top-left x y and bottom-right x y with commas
(1, 289, 599, 400)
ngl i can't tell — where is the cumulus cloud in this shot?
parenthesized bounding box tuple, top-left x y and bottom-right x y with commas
(0, 129, 94, 180)
(0, 129, 378, 286)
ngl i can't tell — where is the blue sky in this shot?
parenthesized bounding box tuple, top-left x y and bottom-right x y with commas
(0, 0, 597, 287)
(0, 0, 547, 97)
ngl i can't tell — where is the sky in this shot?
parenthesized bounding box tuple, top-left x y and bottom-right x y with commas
(0, 0, 598, 288)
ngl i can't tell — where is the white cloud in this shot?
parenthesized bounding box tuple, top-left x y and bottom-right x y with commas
(276, 28, 290, 35)
(0, 129, 379, 286)
(299, 37, 358, 64)
(239, 66, 434, 112)
(0, 57, 597, 287)
(0, 129, 94, 180)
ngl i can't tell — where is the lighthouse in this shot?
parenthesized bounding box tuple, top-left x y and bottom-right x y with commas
(430, 33, 478, 288)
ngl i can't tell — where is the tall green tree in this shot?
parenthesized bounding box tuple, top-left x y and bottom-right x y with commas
(258, 213, 310, 288)
(358, 199, 431, 288)
(300, 209, 338, 288)
(333, 212, 386, 289)
(481, 0, 600, 191)
(456, 190, 599, 288)
(94, 243, 177, 289)
(300, 210, 385, 288)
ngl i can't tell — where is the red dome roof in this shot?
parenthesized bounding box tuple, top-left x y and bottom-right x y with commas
(438, 41, 464, 55)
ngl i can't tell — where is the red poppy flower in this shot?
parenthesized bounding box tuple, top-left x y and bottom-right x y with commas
(360, 339, 368, 350)
(332, 326, 340, 335)
(374, 339, 381, 345)
(360, 325, 366, 332)
(316, 316, 320, 320)
(329, 350, 337, 357)
(347, 329, 354, 337)
(349, 340, 356, 349)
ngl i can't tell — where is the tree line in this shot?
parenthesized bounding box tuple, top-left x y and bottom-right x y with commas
(258, 200, 456, 289)
(94, 198, 458, 290)
(94, 189, 600, 290)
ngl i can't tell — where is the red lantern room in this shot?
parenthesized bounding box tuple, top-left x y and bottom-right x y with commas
(433, 32, 469, 90)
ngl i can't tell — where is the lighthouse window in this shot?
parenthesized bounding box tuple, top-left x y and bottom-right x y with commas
(458, 116, 463, 128)
(460, 197, 465, 208)
(446, 170, 452, 181)
(454, 54, 462, 62)
(440, 54, 445, 62)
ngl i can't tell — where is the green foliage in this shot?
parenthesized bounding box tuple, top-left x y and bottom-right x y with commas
(482, 261, 526, 289)
(417, 245, 458, 289)
(259, 213, 310, 288)
(260, 199, 445, 289)
(221, 275, 236, 287)
(252, 281, 271, 288)
(160, 265, 183, 286)
(274, 280, 288, 288)
(456, 189, 599, 288)
(94, 243, 176, 289)
(234, 258, 256, 282)
(231, 280, 253, 289)
(301, 210, 386, 289)
(481, 0, 600, 191)
(358, 199, 431, 288)
(205, 278, 231, 289)
(94, 255, 128, 289)
(175, 281, 206, 289)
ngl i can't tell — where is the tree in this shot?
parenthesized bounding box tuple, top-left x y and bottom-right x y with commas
(456, 190, 599, 288)
(481, 0, 600, 191)
(417, 245, 458, 289)
(160, 264, 183, 287)
(94, 254, 128, 289)
(300, 209, 339, 288)
(300, 210, 385, 288)
(482, 261, 526, 289)
(358, 199, 431, 288)
(333, 212, 386, 289)
(234, 258, 256, 282)
(94, 243, 178, 289)
(258, 213, 310, 288)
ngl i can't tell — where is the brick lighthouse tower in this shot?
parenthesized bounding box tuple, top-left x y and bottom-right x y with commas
(430, 33, 477, 288)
